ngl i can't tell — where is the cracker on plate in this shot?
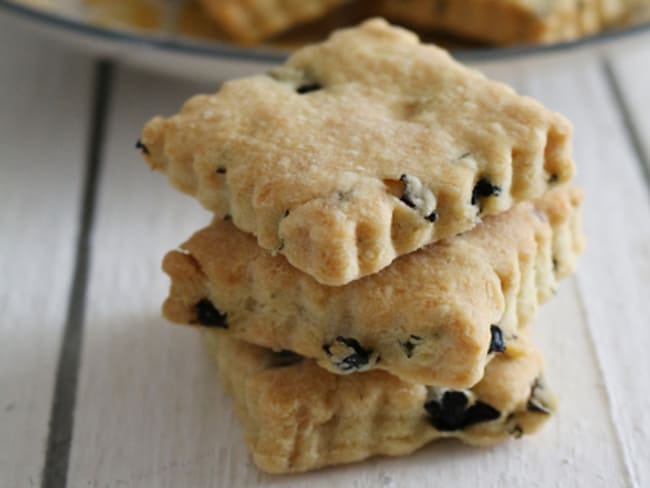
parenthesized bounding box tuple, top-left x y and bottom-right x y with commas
(377, 0, 615, 45)
(199, 0, 350, 43)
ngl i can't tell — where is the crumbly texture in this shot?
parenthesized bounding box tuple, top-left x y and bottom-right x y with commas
(162, 185, 584, 387)
(140, 18, 575, 286)
(198, 0, 349, 43)
(206, 330, 555, 474)
(377, 0, 631, 45)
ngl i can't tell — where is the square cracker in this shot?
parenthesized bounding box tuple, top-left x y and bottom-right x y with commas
(162, 185, 584, 387)
(141, 18, 575, 286)
(198, 0, 349, 43)
(207, 329, 554, 473)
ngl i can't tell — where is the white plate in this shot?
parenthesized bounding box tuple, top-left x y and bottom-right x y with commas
(2, 0, 650, 81)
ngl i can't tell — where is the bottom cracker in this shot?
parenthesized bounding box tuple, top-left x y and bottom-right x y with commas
(206, 330, 555, 474)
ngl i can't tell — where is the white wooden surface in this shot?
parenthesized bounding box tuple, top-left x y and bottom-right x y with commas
(1, 19, 650, 488)
(478, 52, 650, 487)
(608, 46, 650, 177)
(0, 16, 92, 487)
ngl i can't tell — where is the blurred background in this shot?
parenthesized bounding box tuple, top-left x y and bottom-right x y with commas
(4, 0, 650, 78)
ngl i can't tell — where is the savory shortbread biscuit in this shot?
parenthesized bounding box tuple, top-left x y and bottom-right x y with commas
(162, 185, 584, 387)
(140, 18, 574, 286)
(377, 0, 627, 45)
(198, 0, 349, 43)
(207, 330, 555, 473)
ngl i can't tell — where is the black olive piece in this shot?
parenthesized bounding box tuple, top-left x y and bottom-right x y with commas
(323, 336, 372, 372)
(425, 391, 500, 431)
(401, 196, 416, 208)
(194, 299, 228, 328)
(548, 173, 559, 184)
(488, 325, 506, 354)
(425, 211, 438, 223)
(270, 349, 304, 368)
(527, 378, 552, 414)
(471, 178, 502, 206)
(135, 139, 150, 154)
(401, 335, 422, 358)
(402, 342, 415, 358)
(216, 167, 227, 174)
(463, 401, 501, 426)
(425, 391, 470, 431)
(296, 83, 322, 94)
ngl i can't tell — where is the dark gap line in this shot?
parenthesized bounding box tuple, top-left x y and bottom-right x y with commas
(601, 57, 650, 195)
(41, 60, 114, 488)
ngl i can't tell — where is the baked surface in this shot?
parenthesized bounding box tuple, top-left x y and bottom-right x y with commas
(199, 0, 349, 43)
(163, 185, 584, 387)
(197, 1, 644, 45)
(207, 329, 555, 473)
(377, 0, 626, 45)
(141, 18, 574, 285)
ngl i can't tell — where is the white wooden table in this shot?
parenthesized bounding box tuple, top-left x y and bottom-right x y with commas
(1, 13, 650, 488)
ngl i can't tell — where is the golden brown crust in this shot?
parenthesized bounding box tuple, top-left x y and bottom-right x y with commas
(207, 330, 555, 473)
(375, 0, 639, 45)
(141, 19, 574, 286)
(198, 0, 349, 43)
(162, 185, 584, 387)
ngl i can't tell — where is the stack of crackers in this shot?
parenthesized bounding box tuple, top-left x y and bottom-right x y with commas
(138, 19, 585, 474)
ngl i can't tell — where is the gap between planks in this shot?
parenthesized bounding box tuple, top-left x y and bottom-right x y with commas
(41, 60, 114, 488)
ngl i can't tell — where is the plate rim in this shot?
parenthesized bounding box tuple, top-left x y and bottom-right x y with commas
(2, 0, 650, 63)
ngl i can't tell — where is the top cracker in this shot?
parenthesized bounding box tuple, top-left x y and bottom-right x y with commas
(140, 18, 574, 286)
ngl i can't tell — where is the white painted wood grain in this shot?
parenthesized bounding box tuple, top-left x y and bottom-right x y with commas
(479, 51, 650, 488)
(608, 46, 650, 175)
(567, 59, 650, 488)
(0, 16, 92, 487)
(65, 52, 648, 486)
(65, 65, 218, 487)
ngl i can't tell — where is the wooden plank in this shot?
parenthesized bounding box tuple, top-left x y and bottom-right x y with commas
(67, 52, 640, 486)
(479, 51, 650, 487)
(65, 65, 218, 487)
(0, 16, 93, 487)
